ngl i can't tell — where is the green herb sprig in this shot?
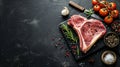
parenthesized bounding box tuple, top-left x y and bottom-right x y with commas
(84, 9, 94, 18)
(77, 46, 80, 56)
(60, 24, 78, 43)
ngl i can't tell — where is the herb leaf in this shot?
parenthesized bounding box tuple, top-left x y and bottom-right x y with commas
(60, 24, 78, 43)
(84, 9, 94, 18)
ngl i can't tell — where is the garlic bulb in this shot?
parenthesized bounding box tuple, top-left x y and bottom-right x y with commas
(61, 7, 69, 16)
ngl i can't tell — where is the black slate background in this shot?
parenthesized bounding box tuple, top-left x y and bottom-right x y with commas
(0, 0, 120, 67)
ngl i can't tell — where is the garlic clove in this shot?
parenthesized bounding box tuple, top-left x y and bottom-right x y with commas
(61, 7, 69, 16)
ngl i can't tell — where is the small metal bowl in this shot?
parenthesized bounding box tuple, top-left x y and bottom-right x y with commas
(104, 32, 119, 48)
(101, 50, 117, 65)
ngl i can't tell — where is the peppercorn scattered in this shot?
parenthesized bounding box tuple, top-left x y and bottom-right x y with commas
(88, 58, 95, 63)
(111, 21, 120, 33)
(104, 32, 119, 48)
(65, 51, 70, 57)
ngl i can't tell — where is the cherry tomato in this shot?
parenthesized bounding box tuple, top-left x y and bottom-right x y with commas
(108, 2, 116, 10)
(93, 5, 101, 12)
(92, 0, 99, 5)
(99, 1, 107, 8)
(110, 10, 119, 18)
(99, 8, 108, 17)
(104, 16, 113, 24)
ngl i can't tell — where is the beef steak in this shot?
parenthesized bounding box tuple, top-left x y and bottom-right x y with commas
(68, 15, 106, 53)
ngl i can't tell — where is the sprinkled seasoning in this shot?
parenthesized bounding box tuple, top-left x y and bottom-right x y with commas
(79, 62, 85, 67)
(55, 44, 58, 48)
(88, 58, 95, 63)
(51, 36, 70, 58)
(104, 32, 119, 48)
(65, 51, 70, 57)
(111, 21, 120, 33)
(71, 45, 77, 49)
(60, 45, 64, 49)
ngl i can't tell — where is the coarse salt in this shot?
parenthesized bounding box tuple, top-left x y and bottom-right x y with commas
(104, 53, 115, 63)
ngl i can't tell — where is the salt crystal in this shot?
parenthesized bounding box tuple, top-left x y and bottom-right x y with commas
(104, 53, 114, 63)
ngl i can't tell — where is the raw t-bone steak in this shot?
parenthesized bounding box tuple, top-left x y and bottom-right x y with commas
(68, 15, 106, 53)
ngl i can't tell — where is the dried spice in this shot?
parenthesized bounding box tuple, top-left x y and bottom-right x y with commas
(55, 44, 58, 48)
(104, 32, 119, 48)
(71, 45, 77, 49)
(72, 49, 76, 55)
(88, 58, 95, 63)
(111, 21, 120, 33)
(52, 36, 70, 58)
(65, 51, 70, 57)
(60, 45, 64, 49)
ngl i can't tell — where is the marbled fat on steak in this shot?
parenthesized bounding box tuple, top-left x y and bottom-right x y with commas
(68, 15, 106, 53)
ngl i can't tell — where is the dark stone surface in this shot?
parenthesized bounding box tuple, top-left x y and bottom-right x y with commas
(0, 0, 120, 67)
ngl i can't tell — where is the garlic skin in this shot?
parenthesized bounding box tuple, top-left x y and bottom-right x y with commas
(61, 7, 69, 16)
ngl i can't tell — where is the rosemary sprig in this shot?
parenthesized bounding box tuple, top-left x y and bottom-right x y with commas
(61, 24, 78, 43)
(84, 9, 94, 18)
(61, 23, 80, 55)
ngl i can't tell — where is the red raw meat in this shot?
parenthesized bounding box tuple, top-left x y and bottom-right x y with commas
(68, 15, 106, 53)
